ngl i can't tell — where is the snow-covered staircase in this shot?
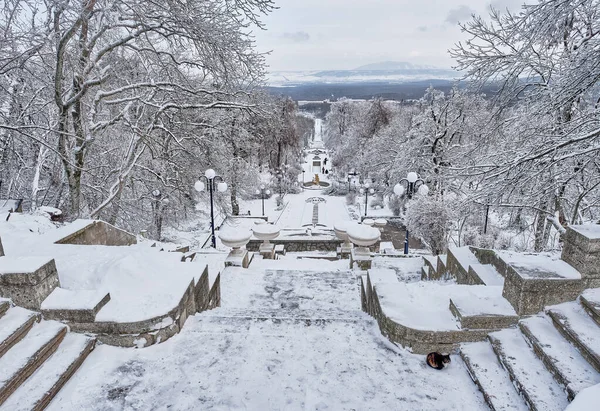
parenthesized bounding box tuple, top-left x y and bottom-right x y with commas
(0, 302, 95, 410)
(461, 290, 600, 410)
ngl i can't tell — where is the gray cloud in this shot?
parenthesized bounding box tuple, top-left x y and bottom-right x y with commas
(445, 5, 476, 24)
(488, 0, 523, 12)
(281, 31, 310, 42)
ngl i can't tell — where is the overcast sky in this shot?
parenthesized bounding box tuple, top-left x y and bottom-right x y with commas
(252, 0, 524, 71)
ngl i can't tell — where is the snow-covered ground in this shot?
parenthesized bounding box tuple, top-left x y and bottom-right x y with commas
(48, 261, 488, 410)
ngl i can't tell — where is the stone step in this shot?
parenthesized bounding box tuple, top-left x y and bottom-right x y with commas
(192, 310, 371, 336)
(547, 301, 600, 373)
(436, 255, 447, 279)
(0, 321, 67, 405)
(1, 334, 95, 411)
(0, 300, 9, 319)
(488, 328, 570, 411)
(580, 288, 600, 326)
(200, 307, 364, 322)
(468, 264, 505, 287)
(449, 286, 518, 330)
(519, 315, 600, 400)
(0, 307, 41, 359)
(447, 246, 480, 284)
(460, 341, 528, 411)
(41, 288, 111, 322)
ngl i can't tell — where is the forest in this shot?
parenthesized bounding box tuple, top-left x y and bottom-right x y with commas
(323, 0, 600, 253)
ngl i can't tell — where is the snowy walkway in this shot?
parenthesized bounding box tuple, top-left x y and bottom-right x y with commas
(48, 262, 487, 410)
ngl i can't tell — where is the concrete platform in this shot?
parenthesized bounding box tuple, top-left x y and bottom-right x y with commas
(41, 288, 111, 322)
(449, 287, 518, 329)
(0, 257, 60, 310)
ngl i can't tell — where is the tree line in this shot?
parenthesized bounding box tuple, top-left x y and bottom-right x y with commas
(0, 0, 308, 238)
(324, 0, 600, 253)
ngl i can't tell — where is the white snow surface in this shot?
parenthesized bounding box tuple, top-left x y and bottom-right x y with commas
(449, 246, 479, 270)
(469, 263, 505, 286)
(0, 256, 54, 274)
(548, 301, 600, 357)
(0, 306, 37, 343)
(566, 383, 600, 411)
(460, 341, 528, 411)
(450, 286, 515, 316)
(497, 250, 581, 279)
(569, 224, 600, 240)
(489, 328, 569, 411)
(48, 262, 488, 411)
(0, 214, 204, 323)
(520, 315, 600, 394)
(40, 288, 107, 310)
(375, 282, 463, 331)
(1, 333, 93, 411)
(0, 321, 66, 388)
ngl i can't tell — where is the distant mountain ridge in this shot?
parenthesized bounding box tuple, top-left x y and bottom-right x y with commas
(267, 61, 459, 87)
(353, 61, 438, 71)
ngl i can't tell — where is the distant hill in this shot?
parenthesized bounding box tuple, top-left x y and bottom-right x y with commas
(267, 61, 459, 87)
(353, 61, 438, 71)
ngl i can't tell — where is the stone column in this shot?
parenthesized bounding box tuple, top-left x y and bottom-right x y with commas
(561, 225, 600, 288)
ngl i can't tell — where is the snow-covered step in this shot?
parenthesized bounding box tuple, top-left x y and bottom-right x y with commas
(1, 334, 95, 411)
(547, 301, 600, 372)
(41, 288, 111, 322)
(580, 288, 600, 326)
(489, 328, 570, 411)
(199, 307, 364, 322)
(0, 300, 9, 319)
(519, 315, 600, 400)
(449, 286, 517, 329)
(468, 264, 505, 286)
(460, 341, 528, 411)
(0, 307, 40, 359)
(0, 321, 67, 405)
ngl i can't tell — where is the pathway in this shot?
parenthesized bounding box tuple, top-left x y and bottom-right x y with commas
(48, 263, 488, 410)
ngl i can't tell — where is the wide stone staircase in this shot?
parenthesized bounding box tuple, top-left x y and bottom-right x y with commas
(417, 225, 600, 410)
(0, 299, 95, 410)
(460, 293, 600, 411)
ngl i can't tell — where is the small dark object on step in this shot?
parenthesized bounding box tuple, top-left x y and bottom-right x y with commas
(426, 352, 451, 370)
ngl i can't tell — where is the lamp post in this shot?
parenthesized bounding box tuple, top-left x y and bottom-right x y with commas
(393, 172, 429, 255)
(194, 169, 228, 248)
(302, 170, 305, 190)
(348, 170, 358, 192)
(275, 164, 289, 197)
(256, 185, 271, 217)
(359, 182, 375, 217)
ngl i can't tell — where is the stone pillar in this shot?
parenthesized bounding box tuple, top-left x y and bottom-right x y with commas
(561, 225, 600, 288)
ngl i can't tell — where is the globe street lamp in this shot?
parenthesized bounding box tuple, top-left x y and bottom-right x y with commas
(359, 182, 375, 217)
(393, 172, 429, 254)
(256, 185, 271, 217)
(194, 168, 227, 248)
(348, 170, 359, 192)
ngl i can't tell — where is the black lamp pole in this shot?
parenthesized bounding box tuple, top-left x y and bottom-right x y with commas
(394, 174, 428, 255)
(256, 186, 270, 216)
(196, 172, 226, 248)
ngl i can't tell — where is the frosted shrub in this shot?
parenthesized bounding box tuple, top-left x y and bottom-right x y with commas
(346, 192, 356, 205)
(405, 196, 453, 255)
(389, 195, 402, 216)
(370, 197, 384, 210)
